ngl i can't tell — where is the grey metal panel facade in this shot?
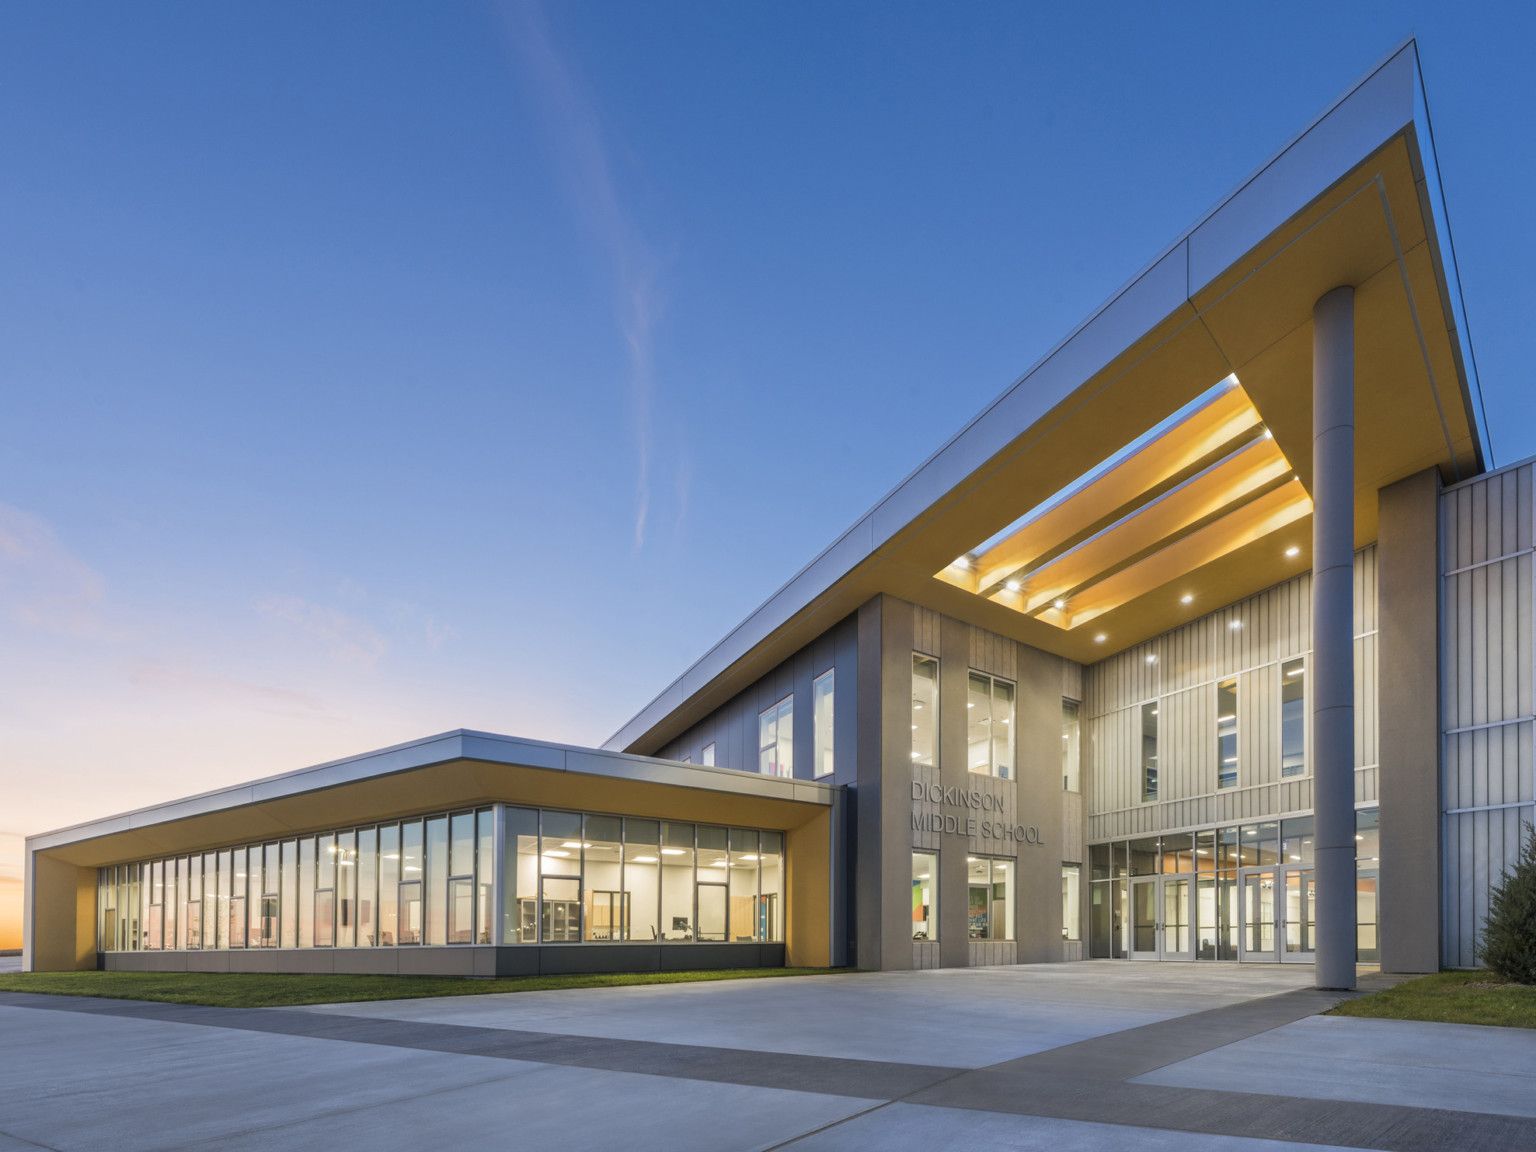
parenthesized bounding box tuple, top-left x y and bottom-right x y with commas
(657, 615, 859, 787)
(1441, 460, 1536, 967)
(1084, 547, 1379, 842)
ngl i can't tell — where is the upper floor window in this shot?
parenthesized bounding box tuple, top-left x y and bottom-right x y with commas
(758, 696, 793, 777)
(912, 654, 939, 767)
(1280, 658, 1305, 777)
(812, 670, 835, 778)
(1140, 701, 1158, 801)
(967, 672, 1015, 779)
(1217, 678, 1238, 789)
(1062, 699, 1081, 792)
(701, 742, 715, 767)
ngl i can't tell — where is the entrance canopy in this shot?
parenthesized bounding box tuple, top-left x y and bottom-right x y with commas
(609, 40, 1485, 756)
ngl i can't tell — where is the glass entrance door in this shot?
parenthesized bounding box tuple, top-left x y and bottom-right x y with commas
(1161, 877, 1194, 961)
(1282, 868, 1315, 962)
(1130, 877, 1193, 960)
(1239, 868, 1277, 961)
(1131, 877, 1159, 959)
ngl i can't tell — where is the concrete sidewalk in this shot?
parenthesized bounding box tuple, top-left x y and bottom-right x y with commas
(2, 962, 1533, 1151)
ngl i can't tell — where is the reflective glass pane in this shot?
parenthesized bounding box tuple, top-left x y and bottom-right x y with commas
(379, 824, 400, 946)
(314, 889, 334, 948)
(336, 831, 356, 948)
(728, 829, 759, 941)
(584, 815, 624, 941)
(298, 838, 316, 949)
(505, 808, 538, 943)
(1217, 679, 1238, 789)
(542, 876, 581, 942)
(992, 680, 1015, 779)
(759, 831, 783, 943)
(1128, 837, 1159, 876)
(399, 881, 422, 945)
(912, 655, 939, 768)
(450, 812, 475, 878)
(660, 822, 695, 940)
(1281, 816, 1314, 864)
(696, 883, 726, 941)
(541, 811, 582, 873)
(1141, 701, 1159, 800)
(967, 673, 991, 774)
(623, 819, 661, 943)
(476, 810, 494, 944)
(448, 877, 474, 944)
(356, 828, 377, 947)
(1062, 699, 1081, 792)
(813, 670, 835, 778)
(1281, 658, 1306, 776)
(425, 817, 448, 946)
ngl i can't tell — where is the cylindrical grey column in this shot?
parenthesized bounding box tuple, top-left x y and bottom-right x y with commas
(1312, 285, 1356, 991)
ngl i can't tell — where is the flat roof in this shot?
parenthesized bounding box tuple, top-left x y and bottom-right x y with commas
(607, 39, 1487, 757)
(27, 728, 835, 857)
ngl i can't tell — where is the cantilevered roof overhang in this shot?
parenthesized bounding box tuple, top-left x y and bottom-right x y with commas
(607, 39, 1486, 758)
(26, 730, 835, 869)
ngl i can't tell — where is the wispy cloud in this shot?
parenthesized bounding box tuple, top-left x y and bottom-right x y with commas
(0, 502, 110, 638)
(129, 664, 334, 719)
(501, 0, 665, 548)
(255, 596, 388, 667)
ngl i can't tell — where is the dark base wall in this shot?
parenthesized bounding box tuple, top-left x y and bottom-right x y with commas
(101, 943, 787, 977)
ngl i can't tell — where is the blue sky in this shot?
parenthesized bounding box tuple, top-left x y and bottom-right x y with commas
(1, 0, 1532, 889)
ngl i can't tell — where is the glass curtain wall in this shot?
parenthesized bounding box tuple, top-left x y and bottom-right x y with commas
(99, 807, 492, 952)
(1088, 809, 1378, 962)
(498, 809, 784, 946)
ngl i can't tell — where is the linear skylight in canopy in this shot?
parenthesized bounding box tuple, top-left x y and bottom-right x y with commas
(934, 372, 1308, 631)
(970, 374, 1243, 561)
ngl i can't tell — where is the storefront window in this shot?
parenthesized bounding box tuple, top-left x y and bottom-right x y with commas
(912, 654, 939, 768)
(912, 852, 937, 940)
(100, 805, 786, 954)
(968, 856, 1013, 940)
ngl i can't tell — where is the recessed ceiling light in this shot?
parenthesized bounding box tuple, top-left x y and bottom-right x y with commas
(1054, 598, 1067, 610)
(952, 555, 971, 569)
(1230, 620, 1242, 629)
(542, 850, 569, 858)
(1263, 427, 1274, 439)
(661, 848, 687, 856)
(1146, 654, 1157, 664)
(1181, 594, 1193, 604)
(1285, 546, 1300, 557)
(1005, 579, 1021, 592)
(1095, 634, 1106, 643)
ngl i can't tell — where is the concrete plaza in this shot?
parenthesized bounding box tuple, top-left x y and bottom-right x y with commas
(2, 962, 1533, 1150)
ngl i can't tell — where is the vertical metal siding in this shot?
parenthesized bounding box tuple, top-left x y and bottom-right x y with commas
(1441, 461, 1536, 967)
(1084, 547, 1377, 842)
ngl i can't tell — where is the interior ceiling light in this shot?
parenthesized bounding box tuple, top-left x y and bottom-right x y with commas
(1054, 598, 1067, 610)
(1095, 634, 1106, 642)
(1286, 546, 1300, 556)
(1181, 594, 1193, 604)
(1005, 579, 1021, 592)
(660, 848, 686, 856)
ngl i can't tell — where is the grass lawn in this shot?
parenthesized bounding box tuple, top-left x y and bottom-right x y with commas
(0, 966, 846, 1009)
(1328, 970, 1536, 1029)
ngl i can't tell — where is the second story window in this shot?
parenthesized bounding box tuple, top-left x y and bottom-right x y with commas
(758, 695, 793, 777)
(1280, 658, 1305, 777)
(1217, 678, 1238, 789)
(701, 742, 715, 767)
(912, 654, 939, 767)
(1140, 701, 1159, 801)
(967, 672, 1015, 779)
(1062, 699, 1081, 792)
(813, 670, 835, 778)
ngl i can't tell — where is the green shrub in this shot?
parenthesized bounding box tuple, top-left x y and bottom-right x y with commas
(1478, 823, 1536, 985)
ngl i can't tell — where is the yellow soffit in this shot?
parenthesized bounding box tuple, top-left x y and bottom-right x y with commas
(961, 383, 1263, 592)
(998, 434, 1294, 616)
(1042, 478, 1313, 630)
